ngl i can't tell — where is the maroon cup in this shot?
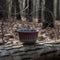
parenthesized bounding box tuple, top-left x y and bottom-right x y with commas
(18, 29, 38, 44)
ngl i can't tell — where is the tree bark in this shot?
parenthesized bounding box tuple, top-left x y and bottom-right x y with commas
(42, 0, 54, 29)
(57, 0, 59, 20)
(25, 0, 33, 22)
(28, 0, 33, 22)
(16, 0, 21, 20)
(38, 0, 42, 22)
(0, 0, 7, 19)
(54, 0, 57, 20)
(7, 0, 12, 19)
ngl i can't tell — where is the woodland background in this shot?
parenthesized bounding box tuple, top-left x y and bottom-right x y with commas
(0, 0, 60, 44)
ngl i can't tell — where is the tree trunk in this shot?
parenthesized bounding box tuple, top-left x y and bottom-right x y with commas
(16, 0, 21, 20)
(28, 0, 33, 22)
(11, 0, 15, 17)
(7, 0, 12, 19)
(41, 0, 45, 23)
(54, 0, 57, 20)
(57, 0, 59, 20)
(59, 0, 60, 20)
(0, 0, 7, 19)
(25, 0, 33, 22)
(38, 0, 42, 22)
(42, 0, 54, 29)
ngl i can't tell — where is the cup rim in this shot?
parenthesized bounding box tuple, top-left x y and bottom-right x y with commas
(17, 29, 39, 33)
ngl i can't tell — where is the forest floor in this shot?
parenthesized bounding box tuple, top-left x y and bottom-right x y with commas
(0, 19, 60, 45)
